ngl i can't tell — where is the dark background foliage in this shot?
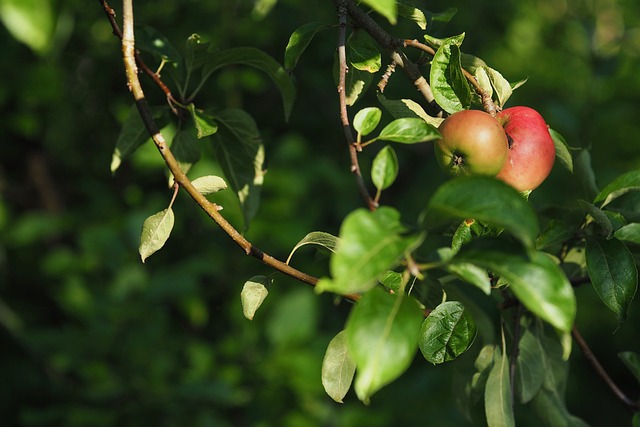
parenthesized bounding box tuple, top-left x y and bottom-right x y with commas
(0, 0, 639, 425)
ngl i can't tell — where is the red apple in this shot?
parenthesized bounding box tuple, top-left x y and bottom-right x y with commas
(434, 110, 509, 177)
(495, 107, 556, 192)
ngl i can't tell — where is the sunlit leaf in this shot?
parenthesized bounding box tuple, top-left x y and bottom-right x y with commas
(353, 107, 382, 136)
(378, 270, 403, 292)
(549, 129, 573, 173)
(316, 207, 423, 294)
(483, 66, 512, 108)
(371, 145, 399, 191)
(397, 3, 427, 29)
(0, 0, 54, 54)
(614, 223, 640, 244)
(594, 170, 640, 207)
(321, 330, 356, 403)
(200, 47, 296, 120)
(187, 104, 218, 138)
(240, 275, 270, 320)
(419, 301, 477, 364)
(378, 118, 440, 144)
(423, 176, 539, 249)
(284, 22, 332, 71)
(139, 208, 175, 262)
(346, 288, 423, 403)
(585, 237, 638, 325)
(286, 231, 339, 264)
(347, 31, 382, 73)
(191, 175, 227, 195)
(376, 93, 444, 127)
(444, 262, 491, 294)
(430, 33, 472, 114)
(360, 0, 397, 24)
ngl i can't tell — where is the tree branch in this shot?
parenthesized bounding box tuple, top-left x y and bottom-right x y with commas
(335, 0, 378, 212)
(111, 0, 362, 303)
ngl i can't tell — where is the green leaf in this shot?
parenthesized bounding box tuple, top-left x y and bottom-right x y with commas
(333, 52, 374, 106)
(347, 31, 382, 73)
(444, 262, 492, 295)
(343, 209, 423, 290)
(619, 352, 640, 385)
(200, 47, 296, 120)
(171, 128, 201, 175)
(530, 329, 590, 427)
(483, 67, 512, 108)
(371, 145, 399, 191)
(210, 108, 265, 229)
(515, 320, 546, 403)
(577, 200, 613, 237)
(136, 25, 182, 64)
(378, 118, 440, 144)
(286, 231, 339, 264)
(187, 104, 218, 138)
(574, 149, 599, 201)
(0, 0, 55, 54)
(376, 93, 444, 127)
(536, 219, 579, 250)
(353, 107, 382, 136)
(585, 237, 638, 325)
(321, 330, 356, 403)
(111, 105, 169, 173)
(430, 33, 472, 114)
(378, 270, 404, 292)
(422, 176, 539, 249)
(284, 22, 332, 71)
(397, 3, 427, 29)
(346, 288, 423, 403)
(549, 129, 573, 173)
(594, 170, 640, 207)
(360, 0, 397, 24)
(240, 275, 270, 320)
(634, 413, 640, 427)
(454, 239, 576, 332)
(485, 344, 515, 427)
(316, 207, 423, 295)
(139, 208, 175, 263)
(418, 301, 477, 364)
(614, 223, 640, 244)
(191, 175, 227, 195)
(471, 345, 495, 400)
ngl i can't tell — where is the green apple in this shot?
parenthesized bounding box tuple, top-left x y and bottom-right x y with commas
(434, 110, 509, 176)
(495, 106, 556, 191)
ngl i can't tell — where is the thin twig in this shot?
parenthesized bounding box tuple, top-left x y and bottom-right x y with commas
(341, 0, 441, 116)
(98, 0, 181, 110)
(114, 0, 362, 304)
(572, 325, 638, 410)
(335, 0, 378, 211)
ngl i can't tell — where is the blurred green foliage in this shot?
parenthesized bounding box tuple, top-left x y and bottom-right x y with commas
(0, 0, 638, 426)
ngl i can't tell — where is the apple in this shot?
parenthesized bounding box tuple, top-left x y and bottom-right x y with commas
(434, 110, 509, 176)
(495, 106, 556, 192)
